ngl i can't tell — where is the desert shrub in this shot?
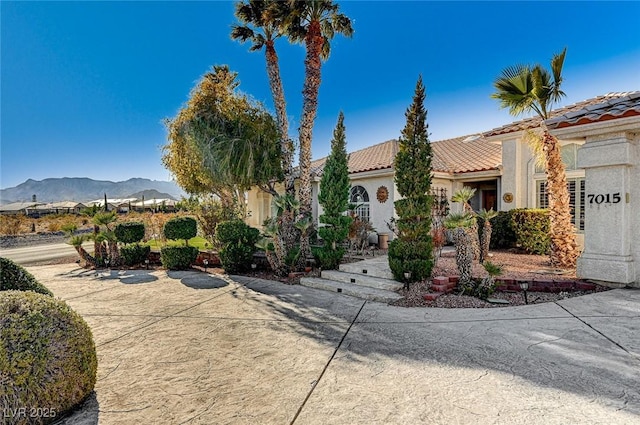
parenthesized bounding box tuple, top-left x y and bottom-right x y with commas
(0, 257, 53, 296)
(160, 246, 198, 270)
(215, 220, 260, 273)
(163, 216, 197, 244)
(115, 221, 145, 244)
(510, 208, 550, 255)
(0, 215, 26, 236)
(0, 291, 97, 424)
(485, 211, 517, 249)
(120, 244, 151, 266)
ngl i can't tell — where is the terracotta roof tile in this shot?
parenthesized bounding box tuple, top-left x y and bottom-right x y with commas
(485, 91, 640, 137)
(311, 136, 501, 177)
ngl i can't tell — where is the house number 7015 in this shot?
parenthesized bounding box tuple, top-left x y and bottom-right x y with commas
(587, 193, 621, 205)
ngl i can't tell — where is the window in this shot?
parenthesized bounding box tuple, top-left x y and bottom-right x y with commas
(536, 178, 585, 231)
(535, 143, 580, 173)
(350, 185, 370, 223)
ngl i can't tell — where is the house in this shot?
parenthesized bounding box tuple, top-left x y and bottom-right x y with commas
(0, 201, 44, 215)
(130, 198, 177, 212)
(31, 201, 87, 215)
(245, 91, 640, 285)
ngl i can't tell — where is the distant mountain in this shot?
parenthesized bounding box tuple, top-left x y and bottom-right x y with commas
(0, 178, 186, 204)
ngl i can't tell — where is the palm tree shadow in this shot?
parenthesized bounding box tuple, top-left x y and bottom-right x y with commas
(230, 275, 640, 416)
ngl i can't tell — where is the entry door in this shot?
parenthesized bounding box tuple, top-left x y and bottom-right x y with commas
(483, 190, 497, 211)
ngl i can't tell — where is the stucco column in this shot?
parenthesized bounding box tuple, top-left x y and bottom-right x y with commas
(576, 132, 638, 286)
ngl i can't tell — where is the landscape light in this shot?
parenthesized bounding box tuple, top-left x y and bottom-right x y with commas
(519, 281, 529, 304)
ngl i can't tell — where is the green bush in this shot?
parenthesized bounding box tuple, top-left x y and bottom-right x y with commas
(0, 291, 97, 424)
(313, 245, 346, 270)
(215, 220, 260, 273)
(160, 246, 199, 270)
(510, 208, 551, 255)
(486, 211, 517, 249)
(120, 244, 151, 266)
(388, 238, 433, 282)
(0, 257, 53, 296)
(115, 221, 145, 244)
(163, 217, 197, 243)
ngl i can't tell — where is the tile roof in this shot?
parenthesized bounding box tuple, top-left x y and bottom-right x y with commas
(546, 91, 640, 130)
(311, 136, 501, 177)
(485, 91, 640, 137)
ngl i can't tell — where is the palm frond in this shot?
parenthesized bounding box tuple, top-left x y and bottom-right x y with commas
(444, 213, 475, 230)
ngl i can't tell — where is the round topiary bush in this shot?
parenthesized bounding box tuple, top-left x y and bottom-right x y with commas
(163, 217, 197, 243)
(115, 221, 145, 244)
(0, 291, 97, 424)
(0, 257, 53, 296)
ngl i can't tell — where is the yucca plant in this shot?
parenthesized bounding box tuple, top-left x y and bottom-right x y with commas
(444, 213, 476, 286)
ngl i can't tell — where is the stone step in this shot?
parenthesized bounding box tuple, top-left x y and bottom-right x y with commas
(320, 270, 403, 291)
(339, 259, 394, 280)
(300, 277, 403, 304)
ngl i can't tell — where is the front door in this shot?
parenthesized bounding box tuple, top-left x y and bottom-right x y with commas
(483, 190, 497, 211)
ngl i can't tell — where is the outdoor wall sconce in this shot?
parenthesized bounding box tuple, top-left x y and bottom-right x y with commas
(519, 281, 529, 304)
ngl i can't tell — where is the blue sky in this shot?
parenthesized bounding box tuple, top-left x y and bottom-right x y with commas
(2, 1, 639, 189)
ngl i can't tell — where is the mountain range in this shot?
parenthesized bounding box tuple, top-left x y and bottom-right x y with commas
(0, 178, 186, 204)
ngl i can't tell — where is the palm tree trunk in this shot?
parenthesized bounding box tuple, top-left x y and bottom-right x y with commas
(453, 228, 473, 285)
(479, 221, 492, 264)
(542, 129, 579, 268)
(299, 20, 323, 217)
(74, 246, 96, 267)
(297, 20, 324, 261)
(265, 41, 295, 197)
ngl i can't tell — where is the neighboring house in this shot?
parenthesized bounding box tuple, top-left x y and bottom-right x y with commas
(86, 198, 138, 213)
(31, 201, 87, 215)
(131, 198, 177, 212)
(0, 201, 44, 215)
(246, 91, 640, 248)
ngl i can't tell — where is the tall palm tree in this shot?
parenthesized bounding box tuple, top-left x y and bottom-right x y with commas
(285, 0, 353, 262)
(285, 0, 353, 218)
(232, 0, 295, 196)
(492, 48, 579, 268)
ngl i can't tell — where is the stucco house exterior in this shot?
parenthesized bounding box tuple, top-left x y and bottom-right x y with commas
(245, 91, 640, 265)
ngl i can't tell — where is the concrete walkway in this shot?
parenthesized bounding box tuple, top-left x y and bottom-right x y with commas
(25, 264, 640, 425)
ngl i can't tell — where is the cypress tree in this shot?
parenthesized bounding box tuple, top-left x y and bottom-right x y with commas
(317, 112, 352, 269)
(388, 76, 434, 283)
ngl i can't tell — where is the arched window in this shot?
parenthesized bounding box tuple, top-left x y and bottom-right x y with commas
(350, 185, 370, 223)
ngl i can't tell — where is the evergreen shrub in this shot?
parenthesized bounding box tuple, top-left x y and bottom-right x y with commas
(120, 244, 151, 266)
(0, 257, 53, 296)
(163, 217, 197, 244)
(510, 208, 550, 254)
(160, 246, 199, 270)
(216, 220, 260, 273)
(0, 291, 97, 424)
(115, 221, 145, 244)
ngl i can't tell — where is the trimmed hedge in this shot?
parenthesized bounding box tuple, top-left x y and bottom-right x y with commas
(510, 208, 551, 255)
(0, 257, 53, 296)
(0, 291, 97, 424)
(115, 221, 145, 244)
(163, 217, 197, 243)
(215, 220, 260, 273)
(487, 211, 517, 249)
(160, 246, 199, 270)
(120, 244, 151, 266)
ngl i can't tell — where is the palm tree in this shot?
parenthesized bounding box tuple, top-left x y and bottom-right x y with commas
(285, 0, 353, 219)
(232, 0, 295, 196)
(492, 48, 579, 268)
(476, 208, 498, 263)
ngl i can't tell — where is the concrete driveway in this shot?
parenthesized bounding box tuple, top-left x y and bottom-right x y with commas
(24, 264, 640, 425)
